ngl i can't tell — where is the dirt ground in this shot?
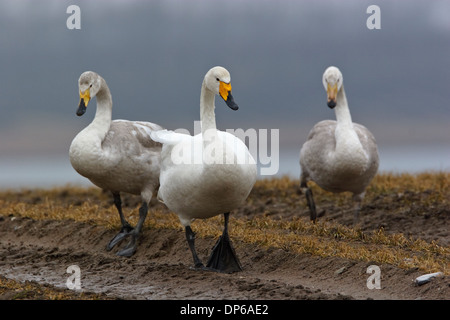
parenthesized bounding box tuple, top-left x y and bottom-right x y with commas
(0, 179, 448, 300)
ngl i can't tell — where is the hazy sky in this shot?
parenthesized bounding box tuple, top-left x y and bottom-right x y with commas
(0, 0, 449, 171)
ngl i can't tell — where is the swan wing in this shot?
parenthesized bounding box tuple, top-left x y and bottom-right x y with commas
(217, 130, 257, 165)
(150, 129, 193, 146)
(300, 120, 337, 161)
(354, 122, 379, 170)
(94, 120, 162, 170)
(304, 120, 336, 142)
(354, 123, 377, 150)
(104, 120, 163, 151)
(300, 120, 336, 178)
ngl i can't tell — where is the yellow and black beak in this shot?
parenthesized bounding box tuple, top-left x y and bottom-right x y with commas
(77, 89, 90, 116)
(326, 83, 338, 109)
(219, 81, 239, 111)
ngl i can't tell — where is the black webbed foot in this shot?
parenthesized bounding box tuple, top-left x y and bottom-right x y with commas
(206, 232, 242, 273)
(205, 212, 242, 273)
(116, 232, 139, 257)
(106, 224, 134, 251)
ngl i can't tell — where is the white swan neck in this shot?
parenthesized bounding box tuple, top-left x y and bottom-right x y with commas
(334, 85, 352, 127)
(200, 80, 218, 136)
(334, 85, 363, 152)
(89, 79, 112, 140)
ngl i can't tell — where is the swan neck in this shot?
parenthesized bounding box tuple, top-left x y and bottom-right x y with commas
(90, 79, 112, 138)
(200, 80, 217, 135)
(334, 85, 352, 126)
(333, 84, 365, 156)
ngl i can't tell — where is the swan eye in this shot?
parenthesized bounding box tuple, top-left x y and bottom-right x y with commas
(216, 78, 220, 82)
(90, 84, 93, 88)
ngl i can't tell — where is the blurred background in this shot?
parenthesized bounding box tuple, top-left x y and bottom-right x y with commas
(0, 0, 449, 188)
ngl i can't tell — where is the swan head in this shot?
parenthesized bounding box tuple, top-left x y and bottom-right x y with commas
(204, 66, 239, 110)
(76, 71, 103, 116)
(322, 66, 343, 109)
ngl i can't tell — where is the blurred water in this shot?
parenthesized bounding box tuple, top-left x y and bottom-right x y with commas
(0, 155, 89, 190)
(0, 144, 449, 189)
(276, 144, 450, 179)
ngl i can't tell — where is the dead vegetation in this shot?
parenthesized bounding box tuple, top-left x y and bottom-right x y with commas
(0, 172, 448, 278)
(0, 275, 113, 300)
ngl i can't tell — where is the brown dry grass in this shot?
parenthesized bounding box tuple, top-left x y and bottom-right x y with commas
(0, 275, 113, 300)
(0, 172, 449, 275)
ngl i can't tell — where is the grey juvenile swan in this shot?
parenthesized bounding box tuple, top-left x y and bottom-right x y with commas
(69, 71, 163, 256)
(299, 66, 379, 223)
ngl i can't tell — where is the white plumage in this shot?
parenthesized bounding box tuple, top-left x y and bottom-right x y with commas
(300, 66, 379, 223)
(151, 66, 257, 273)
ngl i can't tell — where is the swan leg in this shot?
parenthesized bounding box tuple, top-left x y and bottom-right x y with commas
(206, 212, 242, 273)
(116, 201, 148, 257)
(107, 192, 134, 251)
(301, 181, 317, 222)
(185, 226, 205, 269)
(352, 193, 364, 225)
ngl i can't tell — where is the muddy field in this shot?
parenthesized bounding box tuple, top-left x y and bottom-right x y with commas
(0, 174, 448, 300)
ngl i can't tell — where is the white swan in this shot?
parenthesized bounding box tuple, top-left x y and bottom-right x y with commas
(299, 66, 379, 223)
(151, 66, 257, 273)
(69, 71, 163, 256)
